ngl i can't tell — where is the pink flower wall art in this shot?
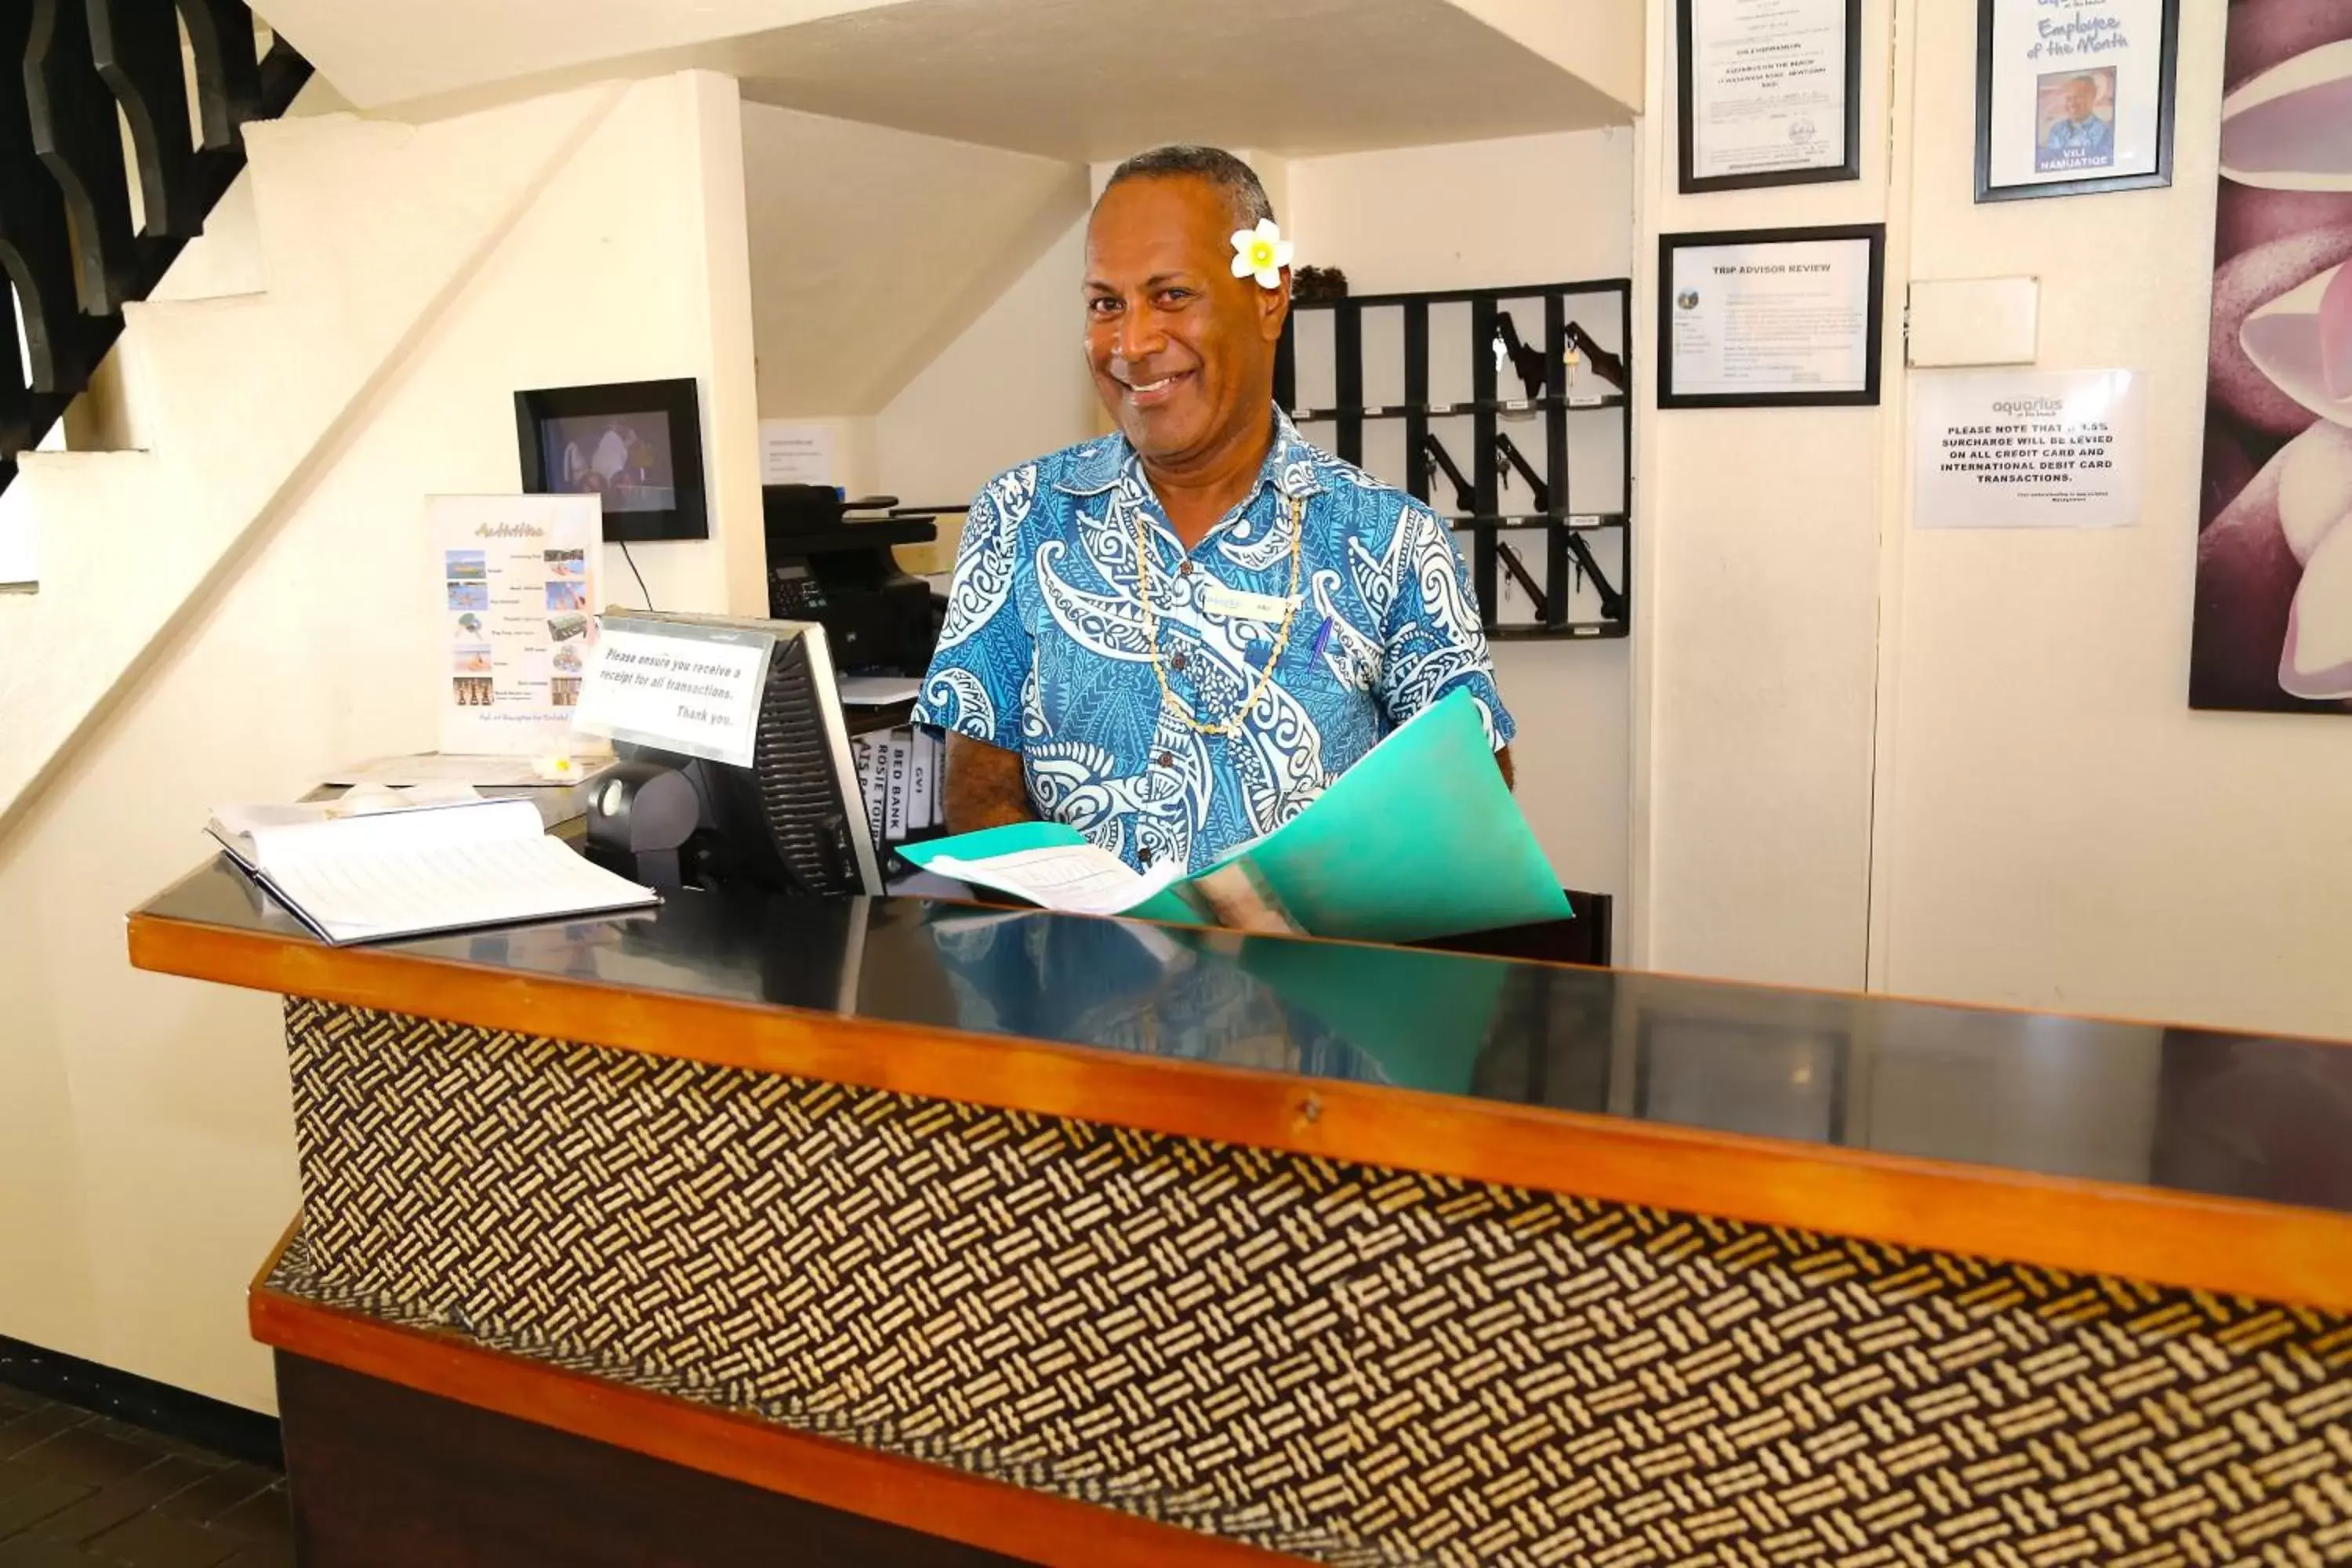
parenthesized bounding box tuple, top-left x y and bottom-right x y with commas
(2192, 2, 2352, 711)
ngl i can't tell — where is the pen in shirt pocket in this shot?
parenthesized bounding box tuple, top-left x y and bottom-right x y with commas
(1307, 615, 1334, 666)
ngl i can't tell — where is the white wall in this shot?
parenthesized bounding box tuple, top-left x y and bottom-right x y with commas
(740, 221, 1099, 574)
(873, 219, 1097, 511)
(0, 70, 760, 1409)
(740, 101, 1084, 426)
(1867, 4, 2352, 1036)
(1288, 128, 1638, 899)
(1624, 0, 2352, 1037)
(739, 105, 1092, 572)
(1628, 1, 1902, 985)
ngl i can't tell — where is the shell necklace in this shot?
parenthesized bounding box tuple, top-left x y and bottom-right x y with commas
(1133, 493, 1305, 739)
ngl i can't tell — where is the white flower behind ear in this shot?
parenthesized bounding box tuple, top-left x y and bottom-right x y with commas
(1229, 218, 1294, 290)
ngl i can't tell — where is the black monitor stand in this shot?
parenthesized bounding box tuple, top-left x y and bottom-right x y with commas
(580, 614, 884, 899)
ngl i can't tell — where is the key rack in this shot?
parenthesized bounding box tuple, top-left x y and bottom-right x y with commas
(1274, 278, 1633, 640)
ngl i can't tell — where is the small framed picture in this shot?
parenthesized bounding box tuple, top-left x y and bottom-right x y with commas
(1657, 224, 1886, 408)
(514, 377, 709, 542)
(1677, 0, 1863, 194)
(1974, 0, 2179, 203)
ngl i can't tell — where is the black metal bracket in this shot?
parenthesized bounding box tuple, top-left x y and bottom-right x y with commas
(1417, 434, 1477, 517)
(1563, 320, 1628, 392)
(1492, 310, 1548, 403)
(1494, 433, 1550, 513)
(1564, 532, 1627, 623)
(1495, 539, 1549, 623)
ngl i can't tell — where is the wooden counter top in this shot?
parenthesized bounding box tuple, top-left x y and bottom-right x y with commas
(132, 857, 2352, 1308)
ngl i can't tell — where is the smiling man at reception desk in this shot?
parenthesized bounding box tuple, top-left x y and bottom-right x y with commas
(914, 145, 1515, 876)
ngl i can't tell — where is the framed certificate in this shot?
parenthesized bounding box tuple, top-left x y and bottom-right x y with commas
(1677, 0, 1862, 194)
(1974, 0, 2178, 203)
(1657, 225, 1886, 408)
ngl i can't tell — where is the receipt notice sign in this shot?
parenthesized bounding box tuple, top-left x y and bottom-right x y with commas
(572, 618, 772, 768)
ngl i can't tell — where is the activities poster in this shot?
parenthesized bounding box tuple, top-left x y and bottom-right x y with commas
(430, 494, 602, 753)
(2190, 3, 2352, 713)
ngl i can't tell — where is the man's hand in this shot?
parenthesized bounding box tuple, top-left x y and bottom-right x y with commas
(1189, 863, 1305, 935)
(1496, 745, 1515, 790)
(943, 733, 1035, 833)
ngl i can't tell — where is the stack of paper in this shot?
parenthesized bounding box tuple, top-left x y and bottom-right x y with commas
(900, 689, 1568, 943)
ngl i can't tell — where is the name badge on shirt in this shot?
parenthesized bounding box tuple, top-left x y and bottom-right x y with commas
(1197, 582, 1295, 622)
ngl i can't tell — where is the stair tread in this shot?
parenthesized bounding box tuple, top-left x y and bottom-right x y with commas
(13, 447, 162, 468)
(0, 25, 310, 471)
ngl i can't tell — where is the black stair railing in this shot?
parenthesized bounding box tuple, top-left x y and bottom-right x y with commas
(0, 0, 308, 494)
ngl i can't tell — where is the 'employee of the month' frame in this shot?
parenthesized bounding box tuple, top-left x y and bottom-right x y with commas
(1974, 0, 2179, 203)
(1657, 224, 1886, 408)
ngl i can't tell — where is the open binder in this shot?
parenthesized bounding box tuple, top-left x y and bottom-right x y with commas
(209, 795, 657, 945)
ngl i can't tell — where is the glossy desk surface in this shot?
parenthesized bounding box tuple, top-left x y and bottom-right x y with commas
(132, 857, 2352, 1309)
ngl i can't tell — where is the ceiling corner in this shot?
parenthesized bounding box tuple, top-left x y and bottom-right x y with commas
(1444, 0, 1646, 119)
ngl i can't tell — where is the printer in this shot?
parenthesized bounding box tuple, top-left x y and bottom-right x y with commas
(760, 485, 953, 677)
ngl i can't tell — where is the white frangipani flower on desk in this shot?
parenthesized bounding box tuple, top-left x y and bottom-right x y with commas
(1230, 219, 1293, 289)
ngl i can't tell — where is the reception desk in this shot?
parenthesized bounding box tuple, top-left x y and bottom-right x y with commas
(129, 861, 2352, 1566)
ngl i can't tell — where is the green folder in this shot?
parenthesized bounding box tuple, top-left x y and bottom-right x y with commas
(902, 690, 1568, 944)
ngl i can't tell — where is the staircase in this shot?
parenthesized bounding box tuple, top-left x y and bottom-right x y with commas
(0, 28, 641, 823)
(0, 0, 308, 499)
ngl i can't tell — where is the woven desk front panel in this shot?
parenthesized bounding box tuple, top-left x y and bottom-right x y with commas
(281, 998, 2352, 1567)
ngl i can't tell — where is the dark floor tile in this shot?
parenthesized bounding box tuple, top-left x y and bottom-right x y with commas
(0, 1390, 46, 1421)
(0, 1477, 93, 1539)
(144, 1469, 271, 1530)
(0, 1463, 56, 1508)
(82, 1514, 240, 1568)
(200, 1490, 286, 1550)
(0, 1411, 85, 1464)
(29, 1459, 210, 1548)
(7, 1432, 155, 1491)
(211, 1541, 292, 1568)
(0, 1536, 100, 1568)
(81, 1428, 228, 1475)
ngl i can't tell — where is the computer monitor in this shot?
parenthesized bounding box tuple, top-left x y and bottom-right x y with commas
(581, 612, 883, 898)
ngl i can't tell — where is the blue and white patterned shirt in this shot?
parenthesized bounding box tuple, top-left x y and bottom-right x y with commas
(914, 410, 1515, 873)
